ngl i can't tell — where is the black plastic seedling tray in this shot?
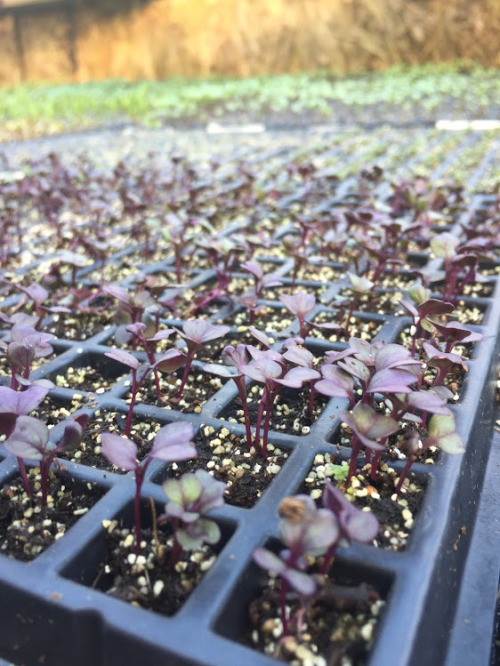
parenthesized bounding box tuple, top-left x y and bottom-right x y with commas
(1, 132, 500, 666)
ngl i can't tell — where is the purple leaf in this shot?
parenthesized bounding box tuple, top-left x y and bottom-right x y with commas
(279, 291, 316, 317)
(20, 282, 49, 304)
(202, 363, 238, 378)
(282, 345, 315, 368)
(282, 568, 317, 596)
(323, 481, 379, 543)
(366, 368, 416, 394)
(417, 298, 454, 319)
(4, 415, 49, 460)
(221, 344, 250, 371)
(315, 365, 354, 398)
(58, 418, 86, 452)
(341, 404, 399, 451)
(151, 422, 197, 462)
(241, 260, 263, 280)
(241, 358, 283, 384)
(100, 433, 138, 470)
(337, 357, 371, 384)
(155, 349, 187, 373)
(407, 390, 451, 415)
(104, 284, 130, 304)
(105, 348, 140, 370)
(253, 547, 286, 575)
(248, 327, 273, 349)
(0, 385, 49, 416)
(374, 344, 420, 371)
(181, 319, 230, 346)
(276, 366, 320, 388)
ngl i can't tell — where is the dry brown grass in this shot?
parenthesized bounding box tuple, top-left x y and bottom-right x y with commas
(1, 0, 500, 83)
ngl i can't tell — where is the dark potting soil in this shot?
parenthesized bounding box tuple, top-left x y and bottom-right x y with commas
(246, 569, 385, 666)
(159, 426, 289, 509)
(93, 525, 217, 616)
(0, 472, 105, 561)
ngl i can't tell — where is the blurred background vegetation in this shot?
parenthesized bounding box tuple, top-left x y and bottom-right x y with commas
(1, 0, 500, 139)
(1, 0, 499, 84)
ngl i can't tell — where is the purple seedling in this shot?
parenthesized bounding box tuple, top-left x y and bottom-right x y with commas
(203, 344, 253, 450)
(340, 403, 399, 482)
(161, 469, 226, 567)
(280, 342, 321, 416)
(280, 291, 339, 340)
(320, 480, 379, 574)
(175, 319, 230, 401)
(395, 413, 464, 495)
(4, 414, 88, 506)
(253, 495, 338, 636)
(422, 341, 469, 389)
(239, 260, 282, 324)
(105, 347, 186, 436)
(0, 324, 55, 390)
(101, 421, 197, 554)
(399, 297, 455, 357)
(0, 384, 52, 496)
(242, 350, 285, 460)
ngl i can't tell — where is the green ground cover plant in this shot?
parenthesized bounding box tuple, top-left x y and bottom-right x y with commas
(1, 61, 500, 140)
